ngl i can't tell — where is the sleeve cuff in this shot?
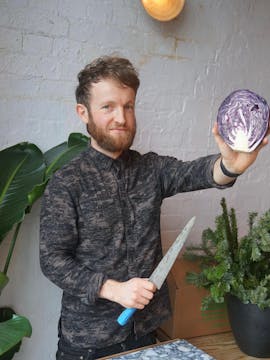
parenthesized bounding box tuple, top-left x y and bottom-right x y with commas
(87, 272, 108, 304)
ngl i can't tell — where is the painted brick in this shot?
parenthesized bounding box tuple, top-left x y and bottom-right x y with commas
(1, 2, 270, 360)
(0, 28, 22, 52)
(57, 0, 91, 19)
(0, 75, 41, 98)
(52, 38, 82, 60)
(0, 7, 68, 36)
(23, 34, 53, 55)
(27, 0, 59, 13)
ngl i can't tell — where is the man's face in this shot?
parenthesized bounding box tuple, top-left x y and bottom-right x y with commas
(82, 78, 136, 158)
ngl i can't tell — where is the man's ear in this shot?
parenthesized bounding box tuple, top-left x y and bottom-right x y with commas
(76, 104, 89, 124)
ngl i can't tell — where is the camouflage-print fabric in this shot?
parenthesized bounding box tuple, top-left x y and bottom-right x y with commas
(40, 147, 233, 349)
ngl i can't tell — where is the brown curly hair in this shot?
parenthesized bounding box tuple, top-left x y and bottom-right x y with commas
(75, 56, 140, 110)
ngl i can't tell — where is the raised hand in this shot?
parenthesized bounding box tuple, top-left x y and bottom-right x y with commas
(212, 121, 269, 175)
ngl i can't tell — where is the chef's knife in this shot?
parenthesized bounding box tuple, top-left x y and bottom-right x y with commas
(117, 216, 196, 326)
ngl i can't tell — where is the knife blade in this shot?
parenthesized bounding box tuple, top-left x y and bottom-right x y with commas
(117, 216, 195, 326)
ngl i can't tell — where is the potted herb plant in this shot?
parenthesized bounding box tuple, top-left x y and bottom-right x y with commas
(184, 197, 270, 358)
(0, 133, 88, 359)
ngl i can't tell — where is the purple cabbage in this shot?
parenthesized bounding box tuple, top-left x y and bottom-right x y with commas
(217, 89, 269, 152)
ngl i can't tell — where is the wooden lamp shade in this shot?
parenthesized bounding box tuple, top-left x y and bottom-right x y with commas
(141, 0, 185, 21)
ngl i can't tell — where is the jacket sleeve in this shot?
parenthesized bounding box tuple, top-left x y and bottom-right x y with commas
(158, 153, 235, 198)
(39, 173, 108, 305)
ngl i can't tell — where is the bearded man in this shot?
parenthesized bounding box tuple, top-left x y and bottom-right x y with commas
(40, 56, 269, 360)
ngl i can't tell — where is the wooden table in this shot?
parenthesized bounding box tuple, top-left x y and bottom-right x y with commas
(188, 331, 270, 360)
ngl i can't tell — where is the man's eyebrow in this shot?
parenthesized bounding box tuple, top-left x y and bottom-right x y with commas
(99, 99, 135, 105)
(99, 100, 115, 105)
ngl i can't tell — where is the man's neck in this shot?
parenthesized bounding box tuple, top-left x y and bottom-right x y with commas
(90, 141, 122, 159)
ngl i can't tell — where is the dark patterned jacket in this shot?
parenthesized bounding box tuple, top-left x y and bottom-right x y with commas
(39, 146, 232, 350)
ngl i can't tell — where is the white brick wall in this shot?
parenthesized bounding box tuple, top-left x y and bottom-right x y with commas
(0, 1, 270, 359)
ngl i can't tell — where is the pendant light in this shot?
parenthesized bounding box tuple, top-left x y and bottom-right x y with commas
(141, 0, 185, 21)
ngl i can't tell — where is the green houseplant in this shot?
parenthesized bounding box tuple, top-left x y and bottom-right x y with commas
(0, 133, 88, 358)
(184, 197, 270, 357)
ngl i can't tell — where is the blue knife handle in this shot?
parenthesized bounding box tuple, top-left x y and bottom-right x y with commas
(117, 308, 137, 326)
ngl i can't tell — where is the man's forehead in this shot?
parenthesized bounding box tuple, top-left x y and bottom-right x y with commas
(90, 78, 136, 100)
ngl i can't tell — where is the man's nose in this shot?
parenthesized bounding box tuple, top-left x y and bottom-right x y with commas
(114, 108, 126, 125)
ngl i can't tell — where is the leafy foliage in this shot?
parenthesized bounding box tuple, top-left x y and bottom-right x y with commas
(0, 308, 32, 356)
(0, 143, 45, 243)
(0, 133, 89, 357)
(0, 132, 89, 275)
(184, 198, 270, 310)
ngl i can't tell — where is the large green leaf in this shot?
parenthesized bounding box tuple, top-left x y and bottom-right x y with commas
(28, 133, 89, 205)
(0, 308, 21, 359)
(0, 133, 88, 355)
(0, 273, 9, 294)
(0, 343, 20, 360)
(44, 132, 89, 180)
(67, 132, 89, 147)
(0, 143, 45, 242)
(0, 315, 32, 355)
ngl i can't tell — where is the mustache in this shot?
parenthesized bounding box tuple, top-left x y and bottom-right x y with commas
(109, 125, 129, 130)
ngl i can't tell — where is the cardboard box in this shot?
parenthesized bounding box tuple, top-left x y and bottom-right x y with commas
(159, 258, 230, 339)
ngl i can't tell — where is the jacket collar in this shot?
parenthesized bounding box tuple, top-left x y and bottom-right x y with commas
(86, 144, 130, 171)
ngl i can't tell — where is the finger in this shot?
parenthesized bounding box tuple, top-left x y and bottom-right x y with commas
(261, 137, 268, 146)
(146, 280, 157, 292)
(212, 123, 225, 144)
(256, 136, 268, 151)
(132, 286, 154, 302)
(212, 122, 219, 135)
(140, 278, 157, 292)
(137, 292, 154, 307)
(212, 128, 229, 150)
(131, 295, 151, 309)
(143, 288, 155, 300)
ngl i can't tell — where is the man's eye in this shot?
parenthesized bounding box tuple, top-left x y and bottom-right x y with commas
(102, 105, 110, 110)
(125, 104, 134, 110)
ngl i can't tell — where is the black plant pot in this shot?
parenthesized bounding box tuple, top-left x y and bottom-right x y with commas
(226, 294, 270, 358)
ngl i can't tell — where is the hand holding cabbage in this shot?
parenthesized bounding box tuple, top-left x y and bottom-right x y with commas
(212, 89, 270, 184)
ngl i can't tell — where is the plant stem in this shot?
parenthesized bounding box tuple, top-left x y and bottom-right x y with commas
(3, 222, 22, 275)
(230, 208, 238, 258)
